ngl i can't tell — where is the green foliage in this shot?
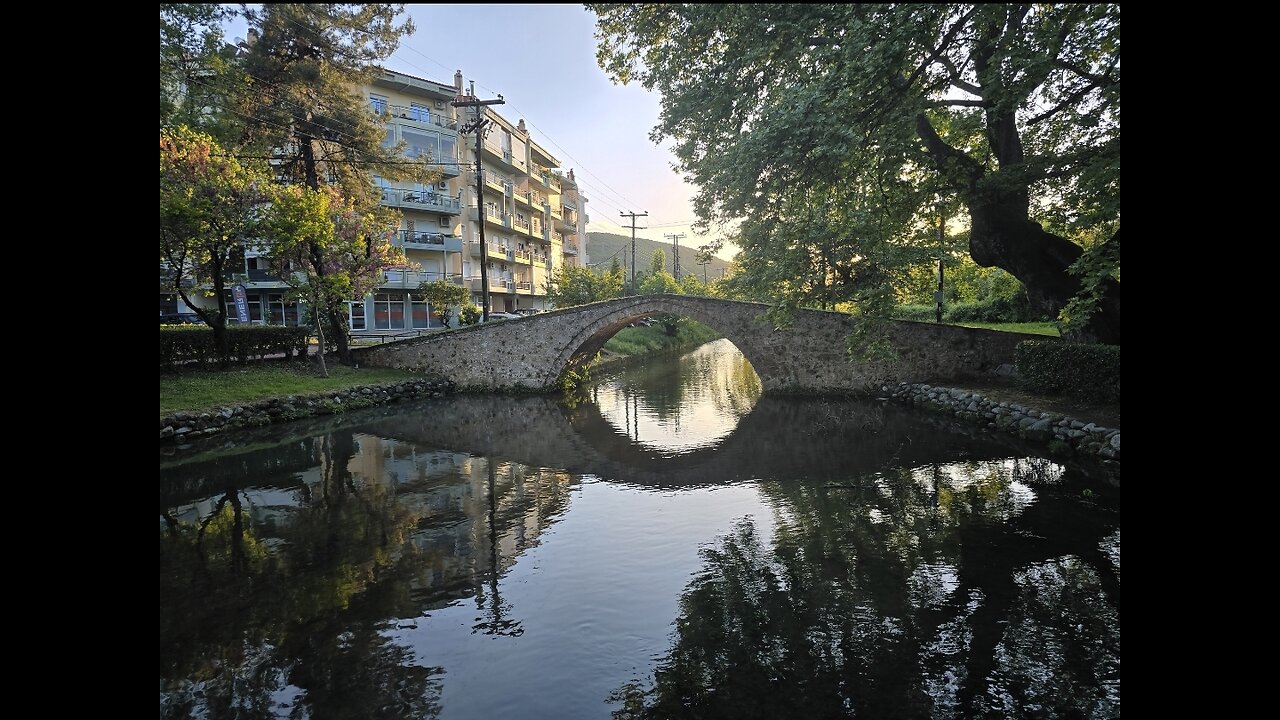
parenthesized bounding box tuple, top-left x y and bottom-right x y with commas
(602, 320, 720, 357)
(416, 279, 470, 327)
(159, 325, 309, 369)
(544, 264, 623, 308)
(159, 126, 269, 335)
(1015, 340, 1120, 403)
(649, 248, 666, 275)
(638, 270, 680, 295)
(459, 305, 482, 326)
(160, 4, 239, 136)
(235, 4, 431, 200)
(589, 3, 1121, 335)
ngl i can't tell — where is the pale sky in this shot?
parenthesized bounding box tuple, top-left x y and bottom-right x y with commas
(225, 4, 736, 262)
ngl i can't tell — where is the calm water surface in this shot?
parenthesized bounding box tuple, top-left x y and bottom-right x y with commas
(159, 339, 1120, 719)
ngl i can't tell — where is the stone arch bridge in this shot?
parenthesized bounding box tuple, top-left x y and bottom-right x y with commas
(353, 294, 1037, 394)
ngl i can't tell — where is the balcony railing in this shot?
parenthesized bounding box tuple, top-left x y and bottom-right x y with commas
(562, 243, 578, 256)
(383, 269, 464, 288)
(548, 174, 562, 192)
(398, 231, 462, 252)
(386, 105, 458, 131)
(513, 215, 530, 231)
(552, 232, 565, 244)
(482, 170, 513, 193)
(381, 188, 462, 214)
(515, 280, 533, 293)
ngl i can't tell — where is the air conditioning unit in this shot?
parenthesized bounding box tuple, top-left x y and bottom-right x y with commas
(435, 100, 446, 109)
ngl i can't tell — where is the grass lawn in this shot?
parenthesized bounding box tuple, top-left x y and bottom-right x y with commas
(953, 321, 1060, 336)
(160, 362, 418, 416)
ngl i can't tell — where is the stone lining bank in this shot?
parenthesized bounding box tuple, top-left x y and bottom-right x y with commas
(886, 382, 1120, 461)
(159, 379, 453, 443)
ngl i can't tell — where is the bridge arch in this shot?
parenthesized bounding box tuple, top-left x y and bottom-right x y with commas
(545, 295, 770, 388)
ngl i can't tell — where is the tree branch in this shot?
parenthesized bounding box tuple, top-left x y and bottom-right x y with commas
(936, 54, 983, 96)
(915, 113, 983, 193)
(926, 99, 992, 108)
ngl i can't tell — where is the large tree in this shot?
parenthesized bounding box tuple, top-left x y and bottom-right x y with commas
(236, 4, 436, 362)
(160, 3, 240, 138)
(590, 4, 1120, 343)
(159, 126, 268, 363)
(264, 184, 405, 377)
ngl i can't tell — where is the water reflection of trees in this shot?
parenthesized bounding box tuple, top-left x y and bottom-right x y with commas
(612, 459, 1120, 719)
(160, 427, 578, 719)
(609, 338, 762, 423)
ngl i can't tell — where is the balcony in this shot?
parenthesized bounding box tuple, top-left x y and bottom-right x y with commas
(469, 242, 515, 261)
(482, 170, 512, 194)
(562, 243, 578, 256)
(514, 249, 533, 265)
(471, 276, 515, 293)
(481, 143, 521, 171)
(381, 188, 462, 214)
(386, 105, 459, 131)
(383, 268, 464, 288)
(398, 230, 463, 252)
(549, 203, 562, 221)
(471, 206, 513, 230)
(512, 215, 532, 236)
(548, 174, 562, 193)
(515, 280, 533, 294)
(555, 211, 575, 231)
(529, 165, 553, 190)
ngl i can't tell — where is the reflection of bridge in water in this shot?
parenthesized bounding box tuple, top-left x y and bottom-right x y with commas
(161, 394, 1035, 504)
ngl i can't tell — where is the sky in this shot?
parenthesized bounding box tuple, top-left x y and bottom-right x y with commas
(225, 4, 736, 263)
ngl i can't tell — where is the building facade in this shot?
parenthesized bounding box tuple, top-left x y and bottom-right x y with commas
(163, 67, 589, 332)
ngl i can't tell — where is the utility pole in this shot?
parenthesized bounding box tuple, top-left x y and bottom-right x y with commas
(665, 232, 686, 280)
(454, 85, 505, 322)
(620, 211, 647, 293)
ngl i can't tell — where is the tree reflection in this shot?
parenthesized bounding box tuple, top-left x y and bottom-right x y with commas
(159, 430, 443, 720)
(612, 460, 1120, 719)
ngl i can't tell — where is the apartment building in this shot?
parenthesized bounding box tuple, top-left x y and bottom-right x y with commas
(163, 67, 589, 331)
(358, 68, 590, 328)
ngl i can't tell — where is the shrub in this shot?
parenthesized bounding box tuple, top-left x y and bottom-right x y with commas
(160, 325, 310, 369)
(892, 304, 937, 322)
(459, 305, 482, 326)
(945, 293, 1041, 323)
(1015, 340, 1120, 403)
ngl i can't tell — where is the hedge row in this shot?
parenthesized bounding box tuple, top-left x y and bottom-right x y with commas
(894, 295, 1043, 324)
(1015, 340, 1120, 403)
(160, 325, 310, 368)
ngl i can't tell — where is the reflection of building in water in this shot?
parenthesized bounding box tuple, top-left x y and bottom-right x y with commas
(164, 432, 579, 612)
(344, 434, 577, 608)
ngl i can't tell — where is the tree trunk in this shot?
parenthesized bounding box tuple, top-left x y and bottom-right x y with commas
(968, 200, 1121, 344)
(328, 308, 351, 365)
(915, 114, 1121, 345)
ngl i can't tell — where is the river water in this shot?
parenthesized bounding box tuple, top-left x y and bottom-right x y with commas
(159, 339, 1120, 719)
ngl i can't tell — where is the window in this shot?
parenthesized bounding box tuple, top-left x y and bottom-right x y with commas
(374, 292, 406, 330)
(410, 292, 432, 329)
(402, 128, 439, 160)
(349, 301, 366, 331)
(266, 293, 299, 326)
(409, 103, 430, 123)
(223, 290, 262, 324)
(369, 95, 388, 114)
(440, 135, 456, 162)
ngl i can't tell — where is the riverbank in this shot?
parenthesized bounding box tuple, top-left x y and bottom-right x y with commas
(886, 380, 1120, 462)
(590, 320, 721, 373)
